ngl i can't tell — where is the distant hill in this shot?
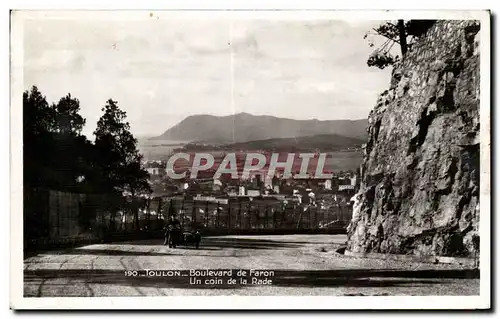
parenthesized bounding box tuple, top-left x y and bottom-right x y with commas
(150, 112, 368, 143)
(217, 134, 364, 151)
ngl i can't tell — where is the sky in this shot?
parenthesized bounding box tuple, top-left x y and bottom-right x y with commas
(23, 15, 393, 139)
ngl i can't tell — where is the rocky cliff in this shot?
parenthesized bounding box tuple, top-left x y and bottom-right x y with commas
(347, 20, 481, 257)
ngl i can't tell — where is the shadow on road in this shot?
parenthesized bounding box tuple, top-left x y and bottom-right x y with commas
(27, 237, 307, 258)
(24, 268, 479, 296)
(48, 249, 223, 257)
(26, 236, 346, 260)
(117, 237, 304, 250)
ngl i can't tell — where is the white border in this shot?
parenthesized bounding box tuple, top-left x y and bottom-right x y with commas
(8, 296, 492, 310)
(9, 9, 491, 310)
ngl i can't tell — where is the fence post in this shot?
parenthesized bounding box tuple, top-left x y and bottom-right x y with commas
(216, 202, 220, 228)
(146, 198, 151, 229)
(265, 205, 269, 229)
(247, 202, 251, 230)
(257, 204, 261, 230)
(338, 202, 342, 223)
(281, 205, 285, 230)
(239, 201, 242, 229)
(192, 200, 196, 228)
(328, 202, 333, 226)
(157, 197, 163, 222)
(309, 206, 313, 229)
(338, 203, 342, 222)
(167, 199, 172, 219)
(296, 205, 302, 231)
(56, 191, 60, 238)
(205, 201, 209, 228)
(180, 199, 185, 229)
(228, 201, 231, 229)
(273, 207, 276, 230)
(315, 206, 318, 230)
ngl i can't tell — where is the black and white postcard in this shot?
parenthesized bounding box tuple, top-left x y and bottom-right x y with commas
(9, 9, 491, 310)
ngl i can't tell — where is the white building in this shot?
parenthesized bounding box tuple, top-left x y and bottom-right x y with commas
(339, 185, 355, 191)
(350, 175, 357, 186)
(194, 195, 228, 204)
(238, 186, 246, 196)
(146, 166, 166, 176)
(146, 167, 160, 176)
(247, 189, 261, 197)
(324, 179, 332, 190)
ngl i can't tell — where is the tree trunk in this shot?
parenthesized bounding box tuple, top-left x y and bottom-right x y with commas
(398, 19, 408, 57)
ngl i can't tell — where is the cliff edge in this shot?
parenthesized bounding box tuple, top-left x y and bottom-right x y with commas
(347, 20, 481, 257)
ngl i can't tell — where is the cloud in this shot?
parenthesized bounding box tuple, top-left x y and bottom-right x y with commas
(289, 81, 336, 94)
(23, 17, 392, 138)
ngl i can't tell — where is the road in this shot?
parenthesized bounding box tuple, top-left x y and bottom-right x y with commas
(24, 234, 479, 297)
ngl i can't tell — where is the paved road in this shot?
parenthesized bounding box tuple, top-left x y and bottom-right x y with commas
(24, 235, 479, 297)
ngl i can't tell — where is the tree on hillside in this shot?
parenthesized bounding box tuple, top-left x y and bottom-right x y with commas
(23, 86, 53, 188)
(364, 20, 436, 69)
(94, 99, 152, 230)
(52, 93, 86, 135)
(23, 86, 97, 191)
(50, 94, 94, 191)
(24, 86, 106, 242)
(23, 86, 54, 136)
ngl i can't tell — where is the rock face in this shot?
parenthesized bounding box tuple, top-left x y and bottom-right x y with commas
(347, 20, 481, 257)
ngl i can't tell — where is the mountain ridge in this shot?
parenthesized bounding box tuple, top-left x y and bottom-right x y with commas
(151, 112, 368, 143)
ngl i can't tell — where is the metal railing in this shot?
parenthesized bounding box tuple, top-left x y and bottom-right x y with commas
(24, 189, 354, 252)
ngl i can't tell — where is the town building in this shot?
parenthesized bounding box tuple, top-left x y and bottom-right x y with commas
(247, 188, 261, 197)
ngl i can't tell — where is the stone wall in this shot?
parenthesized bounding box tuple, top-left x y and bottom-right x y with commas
(347, 20, 481, 257)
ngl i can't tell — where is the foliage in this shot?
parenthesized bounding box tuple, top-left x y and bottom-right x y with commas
(52, 93, 86, 135)
(93, 99, 151, 196)
(367, 52, 399, 69)
(23, 87, 91, 190)
(364, 20, 436, 69)
(93, 99, 152, 230)
(23, 86, 151, 231)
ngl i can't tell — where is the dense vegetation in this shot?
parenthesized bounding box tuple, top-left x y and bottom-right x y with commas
(23, 86, 152, 232)
(365, 20, 437, 69)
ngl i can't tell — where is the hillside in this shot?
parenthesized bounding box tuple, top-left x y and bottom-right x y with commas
(219, 134, 364, 151)
(151, 113, 368, 143)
